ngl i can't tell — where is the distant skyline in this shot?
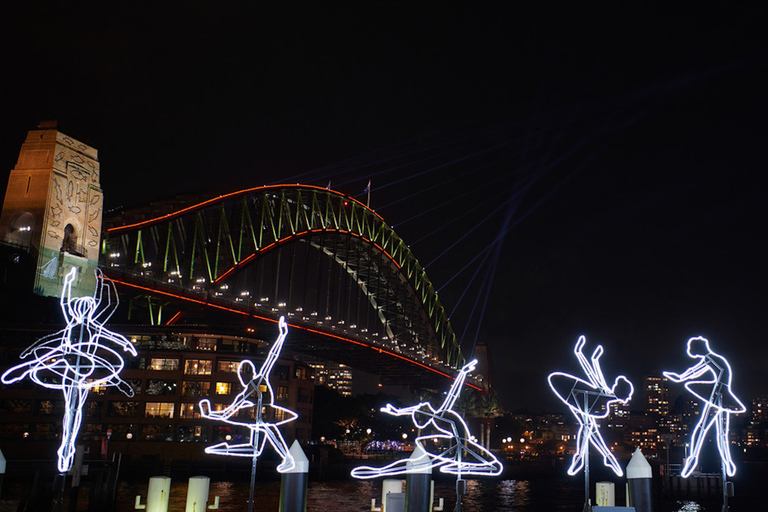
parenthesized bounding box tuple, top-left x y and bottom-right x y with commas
(2, 3, 767, 411)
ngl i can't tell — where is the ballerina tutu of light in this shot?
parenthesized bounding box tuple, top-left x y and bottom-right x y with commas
(548, 336, 634, 477)
(351, 359, 502, 479)
(199, 317, 298, 472)
(663, 336, 745, 478)
(1, 267, 137, 473)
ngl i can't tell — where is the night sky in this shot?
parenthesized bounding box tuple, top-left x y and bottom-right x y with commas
(2, 3, 767, 412)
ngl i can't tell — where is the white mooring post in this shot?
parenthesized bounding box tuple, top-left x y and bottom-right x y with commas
(626, 448, 652, 512)
(135, 476, 171, 512)
(279, 441, 310, 512)
(405, 445, 431, 512)
(0, 447, 6, 499)
(371, 479, 403, 512)
(186, 475, 221, 511)
(595, 481, 615, 506)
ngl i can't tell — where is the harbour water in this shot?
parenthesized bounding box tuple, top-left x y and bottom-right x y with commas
(2, 459, 764, 511)
(113, 470, 762, 512)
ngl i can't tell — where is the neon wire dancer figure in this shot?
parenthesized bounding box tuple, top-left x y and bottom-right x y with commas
(548, 336, 634, 478)
(663, 336, 745, 478)
(1, 267, 137, 473)
(351, 359, 502, 480)
(199, 316, 297, 473)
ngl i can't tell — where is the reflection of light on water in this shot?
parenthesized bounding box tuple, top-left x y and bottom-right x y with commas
(113, 478, 715, 512)
(308, 480, 379, 510)
(462, 479, 531, 510)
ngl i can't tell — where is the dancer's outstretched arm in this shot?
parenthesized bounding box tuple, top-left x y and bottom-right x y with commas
(60, 268, 78, 321)
(259, 317, 288, 378)
(92, 270, 120, 325)
(664, 359, 708, 382)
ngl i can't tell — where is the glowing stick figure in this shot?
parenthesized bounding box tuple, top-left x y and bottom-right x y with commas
(351, 359, 502, 479)
(1, 267, 136, 473)
(548, 336, 634, 477)
(199, 317, 298, 472)
(663, 336, 745, 477)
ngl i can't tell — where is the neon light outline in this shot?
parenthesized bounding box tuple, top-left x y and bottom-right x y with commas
(199, 317, 298, 472)
(1, 267, 136, 473)
(663, 336, 745, 477)
(547, 336, 634, 477)
(351, 359, 502, 478)
(106, 184, 383, 234)
(213, 229, 401, 284)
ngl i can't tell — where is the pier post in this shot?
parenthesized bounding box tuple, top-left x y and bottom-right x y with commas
(595, 482, 615, 506)
(405, 445, 431, 512)
(186, 476, 210, 512)
(279, 441, 309, 512)
(0, 447, 5, 498)
(626, 449, 652, 512)
(374, 479, 404, 512)
(135, 476, 171, 512)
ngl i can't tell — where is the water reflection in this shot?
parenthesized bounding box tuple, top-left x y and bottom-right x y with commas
(113, 477, 719, 512)
(674, 501, 702, 511)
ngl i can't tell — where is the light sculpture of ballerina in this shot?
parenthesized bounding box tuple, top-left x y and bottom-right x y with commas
(1, 267, 136, 474)
(663, 336, 745, 484)
(199, 317, 297, 512)
(352, 359, 502, 512)
(548, 336, 634, 511)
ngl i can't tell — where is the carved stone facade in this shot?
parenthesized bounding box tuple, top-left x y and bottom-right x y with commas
(0, 121, 102, 297)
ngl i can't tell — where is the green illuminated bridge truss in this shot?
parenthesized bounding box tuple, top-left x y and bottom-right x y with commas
(102, 185, 465, 378)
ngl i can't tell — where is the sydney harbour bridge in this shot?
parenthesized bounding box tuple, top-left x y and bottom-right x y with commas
(101, 184, 477, 390)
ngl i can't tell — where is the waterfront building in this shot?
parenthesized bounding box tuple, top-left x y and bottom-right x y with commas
(0, 325, 314, 463)
(0, 123, 314, 464)
(302, 358, 353, 396)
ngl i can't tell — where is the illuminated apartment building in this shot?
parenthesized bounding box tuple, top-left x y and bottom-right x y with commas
(644, 374, 670, 417)
(305, 359, 353, 397)
(0, 328, 314, 463)
(745, 395, 768, 446)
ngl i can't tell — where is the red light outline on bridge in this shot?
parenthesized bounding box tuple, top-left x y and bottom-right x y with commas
(106, 277, 479, 391)
(166, 311, 183, 326)
(214, 229, 400, 284)
(106, 184, 384, 234)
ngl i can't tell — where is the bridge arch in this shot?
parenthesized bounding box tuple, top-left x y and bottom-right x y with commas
(103, 185, 463, 369)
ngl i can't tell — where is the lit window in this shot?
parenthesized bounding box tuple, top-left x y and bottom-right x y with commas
(218, 361, 239, 373)
(184, 359, 213, 375)
(150, 358, 180, 371)
(145, 402, 174, 418)
(180, 403, 201, 419)
(215, 382, 232, 395)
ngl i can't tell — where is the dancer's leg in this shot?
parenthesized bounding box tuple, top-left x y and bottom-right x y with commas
(265, 425, 295, 472)
(716, 412, 736, 476)
(683, 404, 716, 477)
(589, 424, 622, 476)
(58, 385, 87, 473)
(569, 423, 590, 475)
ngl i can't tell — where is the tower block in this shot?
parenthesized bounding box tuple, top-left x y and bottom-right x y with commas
(0, 121, 103, 297)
